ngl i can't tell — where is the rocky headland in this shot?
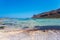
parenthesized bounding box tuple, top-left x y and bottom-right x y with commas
(32, 8, 60, 18)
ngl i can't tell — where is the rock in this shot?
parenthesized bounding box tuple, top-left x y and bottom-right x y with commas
(32, 8, 60, 18)
(0, 26, 5, 29)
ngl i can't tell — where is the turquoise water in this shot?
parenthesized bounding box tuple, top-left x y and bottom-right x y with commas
(2, 18, 60, 29)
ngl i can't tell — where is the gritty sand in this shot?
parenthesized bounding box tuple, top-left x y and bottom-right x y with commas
(0, 29, 60, 40)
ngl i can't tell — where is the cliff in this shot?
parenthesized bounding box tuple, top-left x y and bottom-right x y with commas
(32, 8, 60, 18)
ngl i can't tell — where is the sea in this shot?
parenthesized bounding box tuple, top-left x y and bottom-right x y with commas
(1, 18, 60, 29)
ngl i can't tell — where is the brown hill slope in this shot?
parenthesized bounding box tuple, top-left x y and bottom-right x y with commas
(32, 8, 60, 18)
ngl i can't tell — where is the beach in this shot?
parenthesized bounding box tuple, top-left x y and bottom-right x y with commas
(0, 29, 60, 40)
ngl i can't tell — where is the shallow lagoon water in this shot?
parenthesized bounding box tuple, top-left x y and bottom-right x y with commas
(2, 18, 60, 29)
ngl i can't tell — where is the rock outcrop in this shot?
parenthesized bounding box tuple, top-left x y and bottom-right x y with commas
(32, 8, 60, 18)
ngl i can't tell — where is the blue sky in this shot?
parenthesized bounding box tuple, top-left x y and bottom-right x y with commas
(0, 0, 60, 18)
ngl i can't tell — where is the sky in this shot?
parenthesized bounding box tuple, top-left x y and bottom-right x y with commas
(0, 0, 60, 18)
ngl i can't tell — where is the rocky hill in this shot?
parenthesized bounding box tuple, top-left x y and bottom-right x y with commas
(32, 8, 60, 18)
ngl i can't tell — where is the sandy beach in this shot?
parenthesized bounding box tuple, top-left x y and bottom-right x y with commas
(0, 29, 60, 40)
